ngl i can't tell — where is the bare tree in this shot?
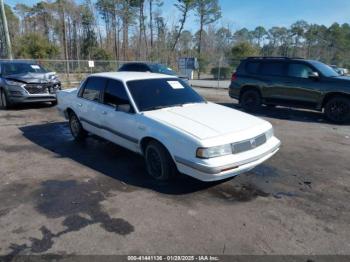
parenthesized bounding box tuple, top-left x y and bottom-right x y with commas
(171, 0, 194, 51)
(194, 0, 221, 77)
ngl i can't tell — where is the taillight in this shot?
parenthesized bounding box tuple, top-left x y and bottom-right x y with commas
(231, 72, 237, 81)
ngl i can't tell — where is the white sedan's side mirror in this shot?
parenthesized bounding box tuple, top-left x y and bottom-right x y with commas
(117, 104, 132, 113)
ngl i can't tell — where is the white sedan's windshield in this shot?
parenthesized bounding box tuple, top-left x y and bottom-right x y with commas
(127, 78, 205, 111)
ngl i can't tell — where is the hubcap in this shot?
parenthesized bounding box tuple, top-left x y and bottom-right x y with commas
(329, 101, 349, 120)
(70, 115, 80, 137)
(147, 148, 162, 178)
(244, 94, 257, 107)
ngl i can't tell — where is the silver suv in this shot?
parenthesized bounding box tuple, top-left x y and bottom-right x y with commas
(0, 61, 61, 109)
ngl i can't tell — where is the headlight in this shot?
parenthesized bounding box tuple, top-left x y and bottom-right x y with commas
(196, 144, 232, 159)
(5, 80, 25, 87)
(266, 128, 274, 140)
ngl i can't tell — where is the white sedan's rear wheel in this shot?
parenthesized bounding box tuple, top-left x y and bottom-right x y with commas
(69, 112, 87, 141)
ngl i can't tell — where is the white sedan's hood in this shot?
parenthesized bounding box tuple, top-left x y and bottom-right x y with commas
(143, 102, 269, 140)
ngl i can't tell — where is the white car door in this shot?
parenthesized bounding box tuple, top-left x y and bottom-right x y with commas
(99, 78, 141, 153)
(75, 76, 107, 137)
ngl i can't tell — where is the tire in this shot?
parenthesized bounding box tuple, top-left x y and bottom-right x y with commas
(51, 100, 58, 106)
(68, 112, 87, 141)
(240, 89, 262, 112)
(145, 141, 177, 181)
(0, 88, 10, 110)
(324, 96, 350, 124)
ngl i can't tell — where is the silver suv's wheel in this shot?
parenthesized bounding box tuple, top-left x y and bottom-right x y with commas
(0, 89, 9, 110)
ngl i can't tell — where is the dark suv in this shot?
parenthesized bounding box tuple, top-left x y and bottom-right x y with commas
(229, 57, 350, 123)
(118, 62, 177, 76)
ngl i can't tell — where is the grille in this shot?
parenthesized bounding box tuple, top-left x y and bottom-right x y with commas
(25, 84, 50, 94)
(232, 133, 266, 154)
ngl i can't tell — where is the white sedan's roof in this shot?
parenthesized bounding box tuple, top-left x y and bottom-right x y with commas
(90, 72, 177, 82)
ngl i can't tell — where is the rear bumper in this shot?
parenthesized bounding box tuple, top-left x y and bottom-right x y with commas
(175, 137, 281, 182)
(228, 83, 240, 99)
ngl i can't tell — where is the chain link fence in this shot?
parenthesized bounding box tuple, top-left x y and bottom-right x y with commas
(36, 60, 154, 88)
(0, 58, 242, 89)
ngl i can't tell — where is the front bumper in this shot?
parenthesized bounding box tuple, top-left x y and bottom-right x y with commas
(175, 137, 281, 182)
(9, 94, 57, 104)
(6, 83, 60, 104)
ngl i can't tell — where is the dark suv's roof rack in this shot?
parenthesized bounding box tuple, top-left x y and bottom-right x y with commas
(246, 56, 304, 60)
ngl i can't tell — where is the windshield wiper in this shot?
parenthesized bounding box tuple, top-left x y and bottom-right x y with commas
(144, 103, 186, 111)
(169, 103, 186, 107)
(143, 102, 205, 111)
(144, 105, 170, 111)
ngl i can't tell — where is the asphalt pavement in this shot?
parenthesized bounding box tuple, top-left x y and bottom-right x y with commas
(0, 88, 350, 256)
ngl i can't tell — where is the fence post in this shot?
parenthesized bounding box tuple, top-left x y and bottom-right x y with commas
(217, 57, 222, 88)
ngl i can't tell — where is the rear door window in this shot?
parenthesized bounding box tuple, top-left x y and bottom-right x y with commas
(81, 77, 106, 102)
(260, 62, 286, 76)
(245, 62, 261, 74)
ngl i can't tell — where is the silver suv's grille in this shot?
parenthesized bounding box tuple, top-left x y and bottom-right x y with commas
(232, 133, 266, 154)
(24, 84, 50, 94)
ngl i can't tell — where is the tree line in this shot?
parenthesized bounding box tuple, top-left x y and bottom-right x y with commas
(1, 0, 350, 74)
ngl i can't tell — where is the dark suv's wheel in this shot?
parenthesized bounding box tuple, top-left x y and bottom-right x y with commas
(68, 112, 87, 141)
(0, 88, 10, 110)
(145, 141, 177, 181)
(240, 89, 262, 112)
(324, 96, 350, 124)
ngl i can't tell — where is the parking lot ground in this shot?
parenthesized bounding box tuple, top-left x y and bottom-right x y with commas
(0, 87, 350, 256)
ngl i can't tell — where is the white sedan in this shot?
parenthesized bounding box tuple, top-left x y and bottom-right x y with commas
(57, 72, 280, 182)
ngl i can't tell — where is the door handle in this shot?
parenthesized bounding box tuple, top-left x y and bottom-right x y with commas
(77, 103, 82, 107)
(102, 111, 107, 115)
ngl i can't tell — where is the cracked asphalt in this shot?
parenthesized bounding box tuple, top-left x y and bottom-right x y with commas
(0, 87, 350, 256)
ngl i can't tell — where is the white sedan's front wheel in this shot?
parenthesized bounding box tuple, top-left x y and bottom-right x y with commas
(145, 141, 177, 181)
